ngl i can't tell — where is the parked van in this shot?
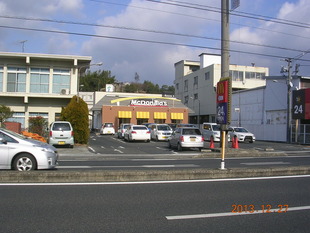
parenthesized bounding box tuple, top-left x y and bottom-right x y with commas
(100, 123, 115, 135)
(48, 121, 74, 147)
(150, 124, 173, 141)
(202, 122, 221, 142)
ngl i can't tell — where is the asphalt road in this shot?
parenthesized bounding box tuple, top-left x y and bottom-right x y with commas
(1, 175, 309, 233)
(58, 156, 310, 170)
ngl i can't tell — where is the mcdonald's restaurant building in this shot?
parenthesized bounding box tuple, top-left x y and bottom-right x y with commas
(91, 93, 191, 130)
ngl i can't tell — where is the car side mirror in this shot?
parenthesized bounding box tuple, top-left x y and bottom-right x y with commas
(0, 137, 7, 144)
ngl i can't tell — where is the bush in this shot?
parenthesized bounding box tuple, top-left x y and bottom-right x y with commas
(61, 96, 89, 144)
(28, 116, 48, 137)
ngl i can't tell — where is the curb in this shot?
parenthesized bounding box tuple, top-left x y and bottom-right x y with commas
(1, 166, 309, 183)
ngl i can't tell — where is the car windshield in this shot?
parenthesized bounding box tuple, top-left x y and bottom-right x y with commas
(104, 123, 113, 127)
(52, 123, 71, 131)
(157, 125, 171, 131)
(212, 125, 221, 131)
(0, 128, 27, 139)
(182, 128, 201, 135)
(234, 127, 248, 133)
(133, 126, 147, 130)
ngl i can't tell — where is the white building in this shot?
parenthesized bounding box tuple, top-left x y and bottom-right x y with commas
(0, 52, 92, 129)
(174, 53, 269, 124)
(231, 76, 310, 142)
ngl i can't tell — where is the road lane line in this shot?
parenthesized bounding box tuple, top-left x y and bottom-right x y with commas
(241, 162, 291, 166)
(2, 175, 310, 186)
(166, 205, 310, 220)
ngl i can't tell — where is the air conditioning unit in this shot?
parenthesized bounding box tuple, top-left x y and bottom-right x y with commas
(60, 89, 70, 95)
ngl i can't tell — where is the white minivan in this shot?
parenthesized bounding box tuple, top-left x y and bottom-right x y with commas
(150, 124, 173, 141)
(48, 121, 74, 147)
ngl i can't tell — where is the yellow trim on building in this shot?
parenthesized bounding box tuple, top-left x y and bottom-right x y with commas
(154, 112, 167, 119)
(171, 112, 184, 120)
(136, 111, 150, 119)
(118, 111, 132, 118)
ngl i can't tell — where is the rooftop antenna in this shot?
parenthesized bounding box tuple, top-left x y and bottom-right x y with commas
(19, 40, 27, 52)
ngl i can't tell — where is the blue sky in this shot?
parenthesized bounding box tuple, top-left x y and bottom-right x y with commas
(0, 0, 310, 85)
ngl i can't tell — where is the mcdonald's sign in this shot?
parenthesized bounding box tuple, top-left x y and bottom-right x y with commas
(217, 80, 229, 103)
(216, 78, 231, 125)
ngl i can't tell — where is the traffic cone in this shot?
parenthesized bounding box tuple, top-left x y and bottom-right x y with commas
(232, 135, 239, 149)
(210, 137, 215, 149)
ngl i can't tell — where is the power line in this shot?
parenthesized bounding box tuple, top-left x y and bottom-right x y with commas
(90, 0, 310, 41)
(146, 0, 310, 29)
(0, 15, 306, 54)
(1, 24, 310, 63)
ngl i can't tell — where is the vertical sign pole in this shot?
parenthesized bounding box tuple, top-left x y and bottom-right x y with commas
(221, 130, 226, 169)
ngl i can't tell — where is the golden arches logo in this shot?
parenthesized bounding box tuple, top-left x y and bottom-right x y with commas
(217, 82, 225, 95)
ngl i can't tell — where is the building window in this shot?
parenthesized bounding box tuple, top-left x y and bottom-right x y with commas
(245, 72, 265, 79)
(176, 83, 179, 90)
(0, 67, 3, 92)
(184, 80, 188, 92)
(230, 70, 243, 81)
(194, 93, 198, 100)
(194, 76, 198, 89)
(53, 68, 71, 94)
(30, 68, 49, 93)
(6, 112, 25, 129)
(184, 95, 189, 104)
(7, 67, 26, 92)
(29, 112, 48, 119)
(205, 72, 210, 80)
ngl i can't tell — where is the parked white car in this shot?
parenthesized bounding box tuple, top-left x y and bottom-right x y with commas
(150, 124, 173, 141)
(0, 128, 58, 171)
(168, 127, 204, 151)
(124, 125, 151, 142)
(100, 123, 115, 135)
(229, 127, 255, 143)
(48, 121, 74, 148)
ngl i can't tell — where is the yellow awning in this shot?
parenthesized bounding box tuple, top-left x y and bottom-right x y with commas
(136, 111, 150, 119)
(154, 112, 167, 119)
(118, 111, 132, 118)
(171, 112, 184, 120)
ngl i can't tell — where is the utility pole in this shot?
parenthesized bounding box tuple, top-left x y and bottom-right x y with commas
(219, 0, 230, 170)
(285, 58, 292, 143)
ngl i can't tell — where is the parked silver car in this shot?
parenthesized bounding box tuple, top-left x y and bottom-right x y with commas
(0, 128, 58, 171)
(117, 123, 132, 139)
(168, 127, 204, 151)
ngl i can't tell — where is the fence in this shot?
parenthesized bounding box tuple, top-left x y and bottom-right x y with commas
(292, 124, 310, 144)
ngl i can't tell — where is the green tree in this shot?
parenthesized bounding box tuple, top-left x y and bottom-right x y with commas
(28, 116, 48, 137)
(0, 104, 13, 127)
(61, 96, 89, 144)
(80, 70, 116, 91)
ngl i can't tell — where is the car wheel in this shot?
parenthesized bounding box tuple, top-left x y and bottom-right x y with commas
(177, 143, 183, 151)
(168, 141, 172, 149)
(12, 153, 37, 171)
(156, 136, 159, 141)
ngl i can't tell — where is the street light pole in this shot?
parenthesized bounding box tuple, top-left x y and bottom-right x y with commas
(77, 62, 103, 102)
(285, 58, 292, 143)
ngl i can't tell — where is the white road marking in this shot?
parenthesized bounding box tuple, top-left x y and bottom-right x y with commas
(114, 149, 124, 153)
(241, 162, 291, 165)
(2, 175, 310, 186)
(166, 205, 310, 220)
(57, 164, 199, 169)
(88, 147, 96, 153)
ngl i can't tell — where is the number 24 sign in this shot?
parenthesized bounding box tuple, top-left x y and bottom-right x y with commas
(292, 89, 310, 120)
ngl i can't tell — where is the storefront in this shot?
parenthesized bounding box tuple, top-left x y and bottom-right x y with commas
(92, 93, 191, 130)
